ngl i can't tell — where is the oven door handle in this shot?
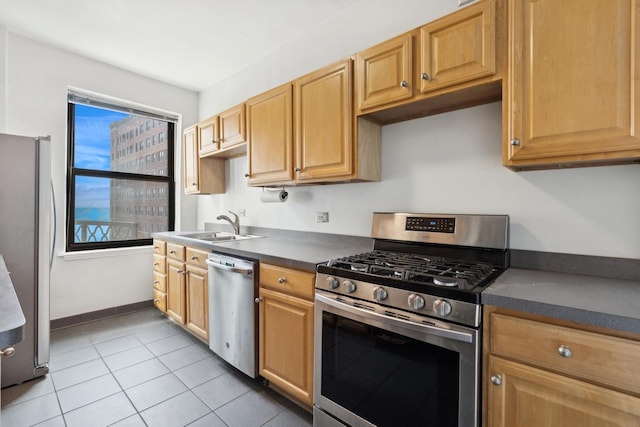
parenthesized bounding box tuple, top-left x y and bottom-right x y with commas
(315, 293, 475, 344)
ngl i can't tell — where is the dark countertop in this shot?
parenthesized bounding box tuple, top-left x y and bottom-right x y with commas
(154, 228, 640, 336)
(153, 226, 373, 272)
(483, 267, 640, 335)
(0, 255, 26, 349)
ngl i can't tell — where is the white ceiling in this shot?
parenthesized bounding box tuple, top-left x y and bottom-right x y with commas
(0, 0, 361, 92)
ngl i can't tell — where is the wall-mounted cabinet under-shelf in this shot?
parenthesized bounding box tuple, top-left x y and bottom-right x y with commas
(355, 0, 502, 125)
(182, 125, 225, 195)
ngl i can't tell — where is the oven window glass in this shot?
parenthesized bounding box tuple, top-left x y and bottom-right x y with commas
(321, 312, 459, 426)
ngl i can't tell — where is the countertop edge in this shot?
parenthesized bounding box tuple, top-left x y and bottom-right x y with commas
(482, 293, 640, 335)
(0, 255, 26, 349)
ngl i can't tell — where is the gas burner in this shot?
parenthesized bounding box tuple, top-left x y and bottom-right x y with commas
(433, 277, 460, 287)
(350, 263, 368, 272)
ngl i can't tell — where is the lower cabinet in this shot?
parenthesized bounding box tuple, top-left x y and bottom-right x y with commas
(488, 356, 640, 426)
(185, 247, 209, 342)
(257, 263, 315, 406)
(154, 241, 209, 343)
(484, 306, 640, 426)
(152, 239, 167, 313)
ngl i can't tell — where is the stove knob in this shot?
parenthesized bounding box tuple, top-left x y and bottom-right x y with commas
(408, 294, 425, 310)
(433, 299, 452, 317)
(326, 276, 340, 289)
(343, 280, 357, 293)
(373, 286, 388, 301)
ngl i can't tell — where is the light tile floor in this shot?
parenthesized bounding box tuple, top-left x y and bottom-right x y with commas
(1, 308, 313, 427)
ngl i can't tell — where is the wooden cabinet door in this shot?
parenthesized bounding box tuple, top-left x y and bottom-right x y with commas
(198, 115, 219, 156)
(504, 0, 640, 169)
(167, 258, 186, 324)
(356, 32, 414, 111)
(183, 125, 199, 194)
(246, 83, 294, 185)
(258, 287, 314, 405)
(219, 103, 246, 150)
(295, 59, 353, 182)
(420, 0, 496, 93)
(186, 265, 208, 341)
(488, 356, 640, 427)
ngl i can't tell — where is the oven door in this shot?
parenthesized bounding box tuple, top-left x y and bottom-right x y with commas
(313, 292, 480, 427)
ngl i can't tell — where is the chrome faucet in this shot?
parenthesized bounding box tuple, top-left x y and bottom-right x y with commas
(217, 210, 240, 235)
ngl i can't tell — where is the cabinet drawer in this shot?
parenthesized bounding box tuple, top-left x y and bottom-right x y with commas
(153, 254, 166, 274)
(490, 313, 640, 395)
(153, 271, 166, 293)
(260, 263, 315, 300)
(153, 289, 166, 312)
(186, 247, 208, 269)
(153, 239, 166, 255)
(166, 243, 185, 261)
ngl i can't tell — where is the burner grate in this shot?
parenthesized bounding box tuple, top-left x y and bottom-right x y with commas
(326, 250, 496, 290)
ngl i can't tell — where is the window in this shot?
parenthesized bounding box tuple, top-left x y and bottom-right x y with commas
(66, 91, 176, 251)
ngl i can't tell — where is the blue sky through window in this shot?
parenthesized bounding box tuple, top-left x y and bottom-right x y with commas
(74, 104, 128, 210)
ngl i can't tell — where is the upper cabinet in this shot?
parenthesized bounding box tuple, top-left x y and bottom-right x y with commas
(219, 103, 246, 154)
(198, 115, 219, 157)
(356, 33, 414, 111)
(356, 0, 502, 124)
(246, 83, 294, 186)
(504, 0, 640, 170)
(420, 0, 496, 93)
(199, 103, 247, 159)
(295, 59, 354, 182)
(247, 59, 381, 187)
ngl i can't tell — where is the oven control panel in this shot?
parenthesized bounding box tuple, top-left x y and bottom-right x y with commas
(406, 217, 455, 233)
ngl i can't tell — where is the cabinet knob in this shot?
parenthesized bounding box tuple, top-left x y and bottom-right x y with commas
(491, 374, 502, 385)
(170, 250, 176, 254)
(278, 277, 287, 284)
(421, 72, 430, 81)
(400, 80, 409, 88)
(192, 182, 197, 186)
(154, 263, 160, 266)
(255, 297, 262, 304)
(153, 299, 160, 303)
(191, 256, 198, 261)
(510, 138, 521, 146)
(177, 269, 187, 275)
(154, 280, 159, 284)
(0, 347, 16, 357)
(294, 167, 301, 172)
(558, 345, 572, 358)
(244, 173, 250, 178)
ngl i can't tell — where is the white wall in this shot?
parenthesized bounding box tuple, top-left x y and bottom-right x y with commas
(3, 32, 199, 319)
(196, 3, 640, 260)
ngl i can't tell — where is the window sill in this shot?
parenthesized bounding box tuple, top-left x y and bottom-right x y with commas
(58, 245, 152, 261)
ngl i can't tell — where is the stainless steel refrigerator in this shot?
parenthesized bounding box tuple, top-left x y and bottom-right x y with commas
(0, 133, 51, 387)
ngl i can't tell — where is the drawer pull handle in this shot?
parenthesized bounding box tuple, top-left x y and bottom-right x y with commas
(170, 250, 176, 254)
(558, 345, 572, 358)
(491, 374, 502, 385)
(191, 256, 198, 261)
(278, 277, 287, 284)
(154, 263, 160, 267)
(154, 280, 159, 284)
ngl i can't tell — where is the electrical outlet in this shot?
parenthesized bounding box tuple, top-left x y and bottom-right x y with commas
(316, 211, 329, 223)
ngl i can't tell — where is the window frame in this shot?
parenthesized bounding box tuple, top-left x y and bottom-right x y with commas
(66, 100, 176, 252)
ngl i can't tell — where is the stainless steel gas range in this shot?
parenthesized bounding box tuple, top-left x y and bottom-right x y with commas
(313, 213, 509, 427)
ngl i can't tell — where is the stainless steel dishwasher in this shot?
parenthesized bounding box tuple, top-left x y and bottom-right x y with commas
(205, 253, 257, 378)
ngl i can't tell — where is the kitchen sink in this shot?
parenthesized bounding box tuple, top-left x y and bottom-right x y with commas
(180, 231, 262, 242)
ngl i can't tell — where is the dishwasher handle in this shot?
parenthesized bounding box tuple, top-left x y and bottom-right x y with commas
(205, 258, 253, 275)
